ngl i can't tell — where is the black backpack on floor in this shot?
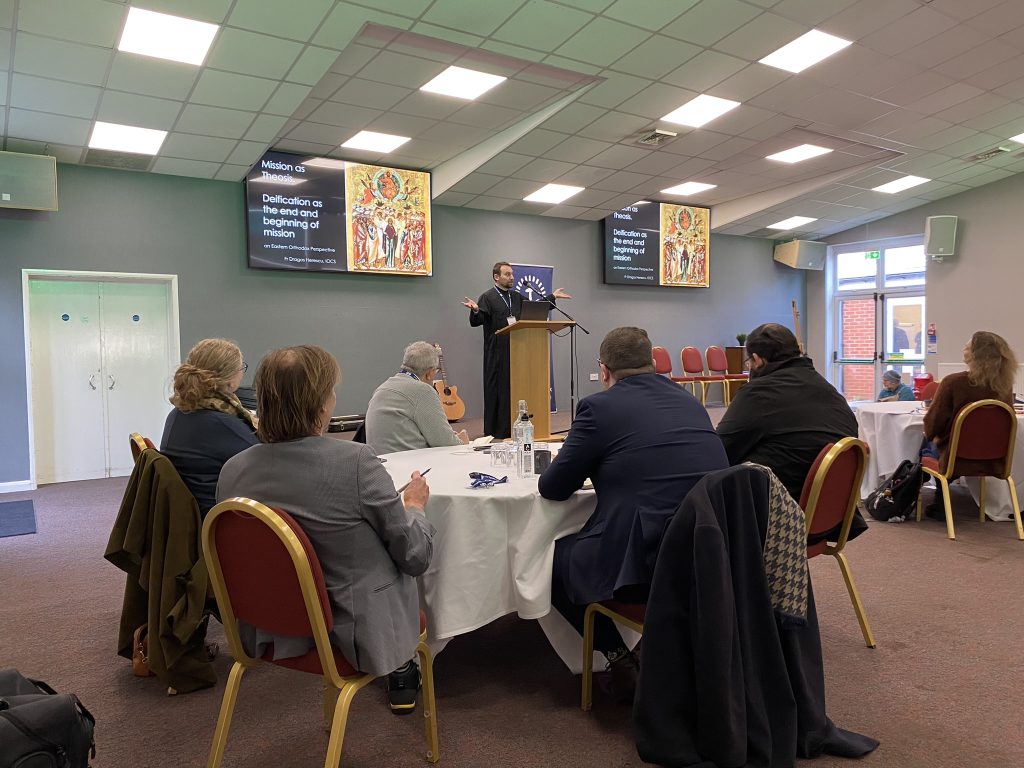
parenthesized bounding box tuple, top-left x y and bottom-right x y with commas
(865, 460, 924, 522)
(0, 670, 95, 768)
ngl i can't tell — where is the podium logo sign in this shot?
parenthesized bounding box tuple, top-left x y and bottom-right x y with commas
(517, 273, 548, 300)
(511, 262, 556, 411)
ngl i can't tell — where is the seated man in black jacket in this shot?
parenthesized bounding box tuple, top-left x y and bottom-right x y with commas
(539, 327, 729, 699)
(716, 323, 866, 542)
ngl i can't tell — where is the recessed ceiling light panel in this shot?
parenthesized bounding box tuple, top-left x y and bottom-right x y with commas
(88, 121, 167, 155)
(871, 175, 930, 194)
(766, 144, 833, 163)
(1009, 131, 1024, 144)
(662, 94, 740, 128)
(759, 29, 852, 74)
(523, 184, 584, 204)
(341, 131, 411, 153)
(117, 7, 219, 66)
(420, 66, 507, 100)
(660, 181, 716, 196)
(768, 216, 817, 230)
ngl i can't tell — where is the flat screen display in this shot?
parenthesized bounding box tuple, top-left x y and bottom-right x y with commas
(245, 150, 432, 276)
(603, 202, 710, 287)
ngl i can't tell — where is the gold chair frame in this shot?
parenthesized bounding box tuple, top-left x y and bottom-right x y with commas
(914, 399, 1023, 541)
(129, 432, 148, 462)
(803, 437, 876, 648)
(580, 603, 644, 711)
(202, 498, 440, 767)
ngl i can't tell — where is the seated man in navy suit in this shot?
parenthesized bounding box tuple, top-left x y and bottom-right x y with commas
(539, 327, 729, 698)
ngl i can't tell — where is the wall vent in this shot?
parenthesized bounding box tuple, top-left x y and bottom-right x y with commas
(968, 145, 1014, 162)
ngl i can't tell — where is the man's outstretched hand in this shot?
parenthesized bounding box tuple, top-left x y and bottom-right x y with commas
(462, 296, 479, 311)
(553, 288, 572, 299)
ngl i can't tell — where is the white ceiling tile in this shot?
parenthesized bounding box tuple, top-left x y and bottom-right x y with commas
(557, 165, 615, 186)
(824, 0, 919, 41)
(771, 0, 858, 26)
(264, 83, 312, 118)
(433, 190, 476, 206)
(906, 83, 986, 116)
(537, 102, 605, 133)
(9, 74, 100, 119)
(714, 64, 789, 103)
(175, 104, 256, 139)
(661, 0, 762, 45)
(786, 91, 895, 131)
(543, 137, 613, 164)
(0, 69, 7, 106)
(191, 70, 278, 112)
(932, 93, 1011, 126)
(478, 79, 561, 111)
(577, 72, 655, 109)
(608, 35, 700, 80)
(307, 101, 381, 130)
(274, 138, 335, 156)
(480, 39, 549, 64)
(964, 0, 1024, 37)
(469, 196, 519, 211)
(911, 125, 978, 152)
(933, 37, 1018, 81)
(365, 112, 438, 137)
(390, 91, 462, 121)
(244, 115, 289, 143)
(512, 157, 580, 182)
(895, 25, 990, 71)
(860, 6, 958, 56)
(206, 28, 304, 80)
(226, 141, 268, 167)
(0, 0, 13, 28)
(13, 33, 112, 86)
(215, 164, 249, 182)
(227, 0, 333, 41)
(556, 18, 650, 67)
(447, 102, 524, 130)
(106, 52, 200, 100)
(585, 144, 652, 170)
(160, 133, 236, 162)
(7, 108, 90, 145)
(96, 91, 182, 130)
(714, 12, 806, 61)
(17, 0, 123, 48)
(421, 0, 517, 36)
(288, 46, 344, 87)
(617, 82, 696, 121)
(874, 70, 957, 108)
(539, 53, 602, 76)
(657, 131, 726, 157)
(329, 44, 378, 77)
(748, 77, 827, 113)
(418, 121, 493, 147)
(662, 50, 748, 93)
(485, 177, 546, 200)
(492, 0, 594, 51)
(330, 78, 414, 111)
(285, 120, 348, 146)
(313, 4, 413, 49)
(475, 153, 534, 176)
(450, 173, 503, 194)
(576, 110, 652, 143)
(590, 169, 654, 191)
(151, 157, 221, 179)
(143, 0, 233, 24)
(805, 47, 912, 95)
(506, 129, 573, 157)
(356, 50, 448, 89)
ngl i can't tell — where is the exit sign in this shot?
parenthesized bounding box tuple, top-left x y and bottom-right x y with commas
(866, 250, 880, 259)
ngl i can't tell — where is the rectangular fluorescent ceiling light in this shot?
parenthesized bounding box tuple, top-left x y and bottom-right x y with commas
(872, 175, 929, 194)
(117, 7, 219, 66)
(632, 200, 651, 205)
(661, 181, 716, 196)
(662, 94, 740, 128)
(420, 66, 506, 100)
(766, 144, 833, 163)
(523, 184, 584, 204)
(759, 29, 851, 73)
(1009, 131, 1024, 143)
(88, 121, 167, 155)
(768, 216, 817, 230)
(341, 131, 411, 153)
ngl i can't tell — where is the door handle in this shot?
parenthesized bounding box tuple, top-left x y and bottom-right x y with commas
(88, 374, 97, 390)
(107, 375, 116, 390)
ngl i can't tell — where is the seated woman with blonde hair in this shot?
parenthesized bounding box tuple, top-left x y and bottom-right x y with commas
(160, 338, 258, 516)
(922, 330, 1017, 519)
(216, 345, 434, 714)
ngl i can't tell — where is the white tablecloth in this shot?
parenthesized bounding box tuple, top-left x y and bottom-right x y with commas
(380, 445, 612, 671)
(855, 401, 1024, 520)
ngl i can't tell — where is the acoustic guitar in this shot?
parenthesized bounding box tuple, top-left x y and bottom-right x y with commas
(791, 299, 805, 354)
(433, 344, 466, 422)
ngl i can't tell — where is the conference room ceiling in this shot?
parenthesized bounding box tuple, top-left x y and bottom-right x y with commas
(4, 0, 1024, 239)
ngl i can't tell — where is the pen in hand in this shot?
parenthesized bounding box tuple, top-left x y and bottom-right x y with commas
(397, 468, 431, 493)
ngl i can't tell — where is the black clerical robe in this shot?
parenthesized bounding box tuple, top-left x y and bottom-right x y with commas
(469, 287, 552, 439)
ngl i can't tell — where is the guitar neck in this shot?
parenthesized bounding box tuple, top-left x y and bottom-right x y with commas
(791, 299, 805, 354)
(435, 345, 449, 387)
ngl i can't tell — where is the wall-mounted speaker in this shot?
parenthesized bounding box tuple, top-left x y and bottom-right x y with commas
(924, 215, 957, 260)
(773, 240, 826, 270)
(0, 150, 58, 211)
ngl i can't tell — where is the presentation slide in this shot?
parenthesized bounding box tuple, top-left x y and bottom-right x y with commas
(603, 203, 710, 287)
(246, 150, 347, 272)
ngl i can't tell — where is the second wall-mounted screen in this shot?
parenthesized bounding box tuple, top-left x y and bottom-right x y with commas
(603, 202, 710, 287)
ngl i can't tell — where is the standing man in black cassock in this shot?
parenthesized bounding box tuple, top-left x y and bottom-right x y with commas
(462, 261, 571, 439)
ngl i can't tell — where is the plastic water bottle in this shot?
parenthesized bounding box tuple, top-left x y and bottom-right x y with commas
(514, 400, 534, 478)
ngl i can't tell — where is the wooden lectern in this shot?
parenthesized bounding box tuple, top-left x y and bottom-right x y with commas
(495, 319, 575, 439)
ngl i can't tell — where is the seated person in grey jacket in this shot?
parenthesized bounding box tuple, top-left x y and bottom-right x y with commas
(365, 341, 469, 454)
(217, 344, 434, 714)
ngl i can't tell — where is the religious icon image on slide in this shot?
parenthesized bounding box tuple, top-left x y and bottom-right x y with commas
(659, 204, 710, 288)
(345, 163, 432, 276)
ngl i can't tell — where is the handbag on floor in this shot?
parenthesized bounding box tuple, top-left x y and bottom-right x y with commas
(0, 669, 96, 768)
(865, 459, 924, 522)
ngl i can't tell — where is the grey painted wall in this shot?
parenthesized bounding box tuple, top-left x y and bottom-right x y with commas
(811, 171, 1024, 377)
(0, 163, 804, 484)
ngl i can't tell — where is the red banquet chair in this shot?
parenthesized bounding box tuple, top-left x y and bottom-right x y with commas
(653, 346, 699, 391)
(919, 380, 939, 402)
(129, 432, 156, 462)
(799, 437, 876, 648)
(202, 498, 440, 767)
(914, 399, 1023, 541)
(680, 346, 724, 405)
(704, 345, 748, 406)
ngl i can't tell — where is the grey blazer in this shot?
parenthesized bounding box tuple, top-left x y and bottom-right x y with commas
(217, 436, 435, 676)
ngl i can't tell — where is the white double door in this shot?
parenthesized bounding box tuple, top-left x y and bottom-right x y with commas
(29, 278, 177, 484)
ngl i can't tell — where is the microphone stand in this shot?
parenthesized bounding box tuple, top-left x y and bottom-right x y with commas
(542, 296, 589, 426)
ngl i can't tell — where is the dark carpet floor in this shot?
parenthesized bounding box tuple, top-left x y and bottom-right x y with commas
(1, 469, 1022, 767)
